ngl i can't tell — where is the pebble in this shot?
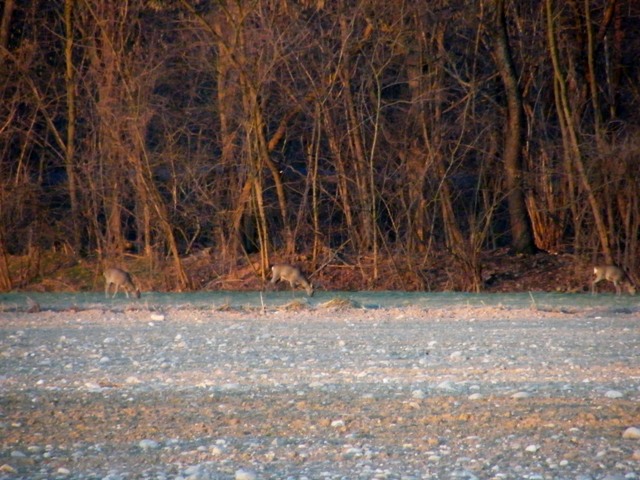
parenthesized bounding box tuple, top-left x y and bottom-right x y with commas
(436, 380, 456, 391)
(183, 465, 202, 477)
(605, 390, 624, 399)
(85, 381, 103, 390)
(235, 469, 257, 480)
(102, 474, 125, 480)
(622, 427, 640, 439)
(221, 383, 241, 391)
(449, 351, 464, 361)
(411, 389, 426, 399)
(138, 439, 160, 450)
(210, 445, 223, 456)
(3, 304, 639, 479)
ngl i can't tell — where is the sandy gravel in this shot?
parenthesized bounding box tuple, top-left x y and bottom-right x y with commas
(1, 302, 639, 480)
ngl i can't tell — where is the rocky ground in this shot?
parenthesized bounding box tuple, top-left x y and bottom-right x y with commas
(1, 300, 639, 480)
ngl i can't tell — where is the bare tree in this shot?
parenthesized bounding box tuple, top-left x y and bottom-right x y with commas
(492, 0, 537, 254)
(545, 0, 612, 263)
(2, 0, 640, 291)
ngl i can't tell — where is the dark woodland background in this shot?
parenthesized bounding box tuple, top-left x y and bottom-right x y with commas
(1, 0, 639, 293)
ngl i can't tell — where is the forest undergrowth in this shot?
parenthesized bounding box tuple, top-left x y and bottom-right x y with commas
(3, 247, 609, 296)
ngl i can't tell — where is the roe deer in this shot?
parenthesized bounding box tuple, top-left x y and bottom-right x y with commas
(104, 267, 141, 299)
(270, 264, 314, 296)
(592, 265, 636, 295)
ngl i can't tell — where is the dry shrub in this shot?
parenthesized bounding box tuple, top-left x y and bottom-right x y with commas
(318, 297, 359, 310)
(279, 299, 310, 311)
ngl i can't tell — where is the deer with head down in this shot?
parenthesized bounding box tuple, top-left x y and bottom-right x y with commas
(270, 264, 314, 296)
(591, 265, 636, 295)
(103, 267, 141, 299)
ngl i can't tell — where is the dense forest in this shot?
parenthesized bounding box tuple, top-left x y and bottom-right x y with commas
(1, 0, 639, 293)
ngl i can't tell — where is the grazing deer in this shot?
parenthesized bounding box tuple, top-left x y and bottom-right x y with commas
(103, 267, 141, 299)
(270, 264, 314, 296)
(592, 265, 636, 295)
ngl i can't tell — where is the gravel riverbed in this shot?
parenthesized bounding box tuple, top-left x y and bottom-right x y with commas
(1, 301, 639, 479)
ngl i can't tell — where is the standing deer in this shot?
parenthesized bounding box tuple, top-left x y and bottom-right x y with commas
(104, 267, 141, 299)
(591, 265, 636, 295)
(270, 264, 314, 296)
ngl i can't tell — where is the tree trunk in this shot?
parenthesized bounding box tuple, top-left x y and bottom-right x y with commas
(0, 0, 14, 49)
(64, 0, 81, 254)
(0, 230, 12, 291)
(493, 0, 537, 254)
(545, 0, 612, 263)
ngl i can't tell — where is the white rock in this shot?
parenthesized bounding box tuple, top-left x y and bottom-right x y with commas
(210, 446, 223, 456)
(511, 391, 530, 399)
(411, 389, 426, 399)
(102, 474, 125, 480)
(57, 467, 71, 476)
(138, 439, 160, 450)
(0, 465, 17, 474)
(221, 383, 241, 391)
(436, 380, 456, 391)
(622, 427, 640, 439)
(331, 419, 345, 428)
(468, 393, 483, 400)
(84, 382, 103, 392)
(605, 390, 624, 399)
(525, 444, 540, 453)
(344, 447, 363, 456)
(235, 469, 257, 480)
(451, 471, 478, 480)
(150, 313, 165, 321)
(183, 465, 202, 476)
(449, 351, 464, 360)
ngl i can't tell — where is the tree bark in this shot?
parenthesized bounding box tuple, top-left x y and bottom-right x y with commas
(0, 230, 12, 291)
(545, 0, 612, 263)
(64, 0, 81, 253)
(0, 0, 14, 50)
(493, 0, 537, 254)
